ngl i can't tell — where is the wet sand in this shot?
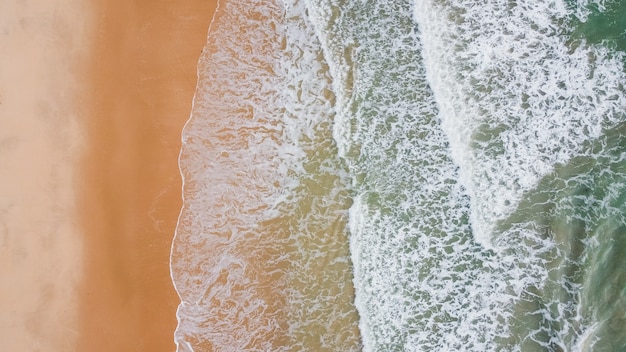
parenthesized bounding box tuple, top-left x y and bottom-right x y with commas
(0, 0, 90, 350)
(77, 1, 217, 351)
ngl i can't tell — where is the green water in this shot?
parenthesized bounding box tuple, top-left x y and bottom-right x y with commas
(494, 119, 626, 350)
(569, 4, 626, 349)
(570, 0, 626, 53)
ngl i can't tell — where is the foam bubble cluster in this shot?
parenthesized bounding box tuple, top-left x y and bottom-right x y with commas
(172, 0, 626, 350)
(413, 0, 626, 247)
(172, 0, 360, 350)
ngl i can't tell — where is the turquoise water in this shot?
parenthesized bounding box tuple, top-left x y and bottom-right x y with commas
(171, 0, 626, 350)
(569, 0, 626, 52)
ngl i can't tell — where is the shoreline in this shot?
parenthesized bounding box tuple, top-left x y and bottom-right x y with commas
(76, 1, 217, 351)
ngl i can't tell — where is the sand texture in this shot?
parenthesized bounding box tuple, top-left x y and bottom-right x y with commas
(76, 1, 217, 351)
(0, 0, 90, 350)
(0, 0, 217, 351)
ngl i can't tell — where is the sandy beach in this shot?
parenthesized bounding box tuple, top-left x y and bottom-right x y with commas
(0, 0, 217, 351)
(77, 1, 217, 351)
(0, 0, 90, 350)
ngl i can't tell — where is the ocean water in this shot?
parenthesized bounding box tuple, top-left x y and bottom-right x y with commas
(170, 0, 626, 351)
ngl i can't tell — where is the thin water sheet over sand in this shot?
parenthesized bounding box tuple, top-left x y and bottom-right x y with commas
(77, 1, 217, 351)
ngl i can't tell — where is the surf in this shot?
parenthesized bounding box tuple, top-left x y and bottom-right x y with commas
(171, 0, 626, 350)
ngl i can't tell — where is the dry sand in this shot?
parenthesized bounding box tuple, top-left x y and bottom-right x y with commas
(77, 1, 217, 351)
(0, 0, 217, 351)
(0, 0, 91, 350)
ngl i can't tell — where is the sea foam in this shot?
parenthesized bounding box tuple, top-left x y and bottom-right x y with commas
(414, 0, 626, 248)
(172, 0, 360, 350)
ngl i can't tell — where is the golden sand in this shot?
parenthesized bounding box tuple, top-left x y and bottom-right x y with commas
(76, 1, 217, 351)
(0, 0, 90, 350)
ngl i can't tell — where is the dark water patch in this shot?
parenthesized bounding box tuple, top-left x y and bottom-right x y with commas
(567, 0, 626, 67)
(494, 117, 626, 349)
(585, 2, 625, 48)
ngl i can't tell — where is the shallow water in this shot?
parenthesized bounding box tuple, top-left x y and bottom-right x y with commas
(172, 0, 626, 350)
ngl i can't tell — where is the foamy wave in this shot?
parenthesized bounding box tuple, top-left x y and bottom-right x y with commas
(172, 0, 625, 349)
(171, 0, 360, 350)
(414, 0, 626, 248)
(306, 1, 517, 350)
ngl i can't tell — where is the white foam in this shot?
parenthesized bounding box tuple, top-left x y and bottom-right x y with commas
(574, 322, 599, 351)
(413, 0, 626, 248)
(172, 0, 626, 349)
(303, 0, 623, 350)
(171, 0, 360, 350)
(306, 1, 517, 350)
